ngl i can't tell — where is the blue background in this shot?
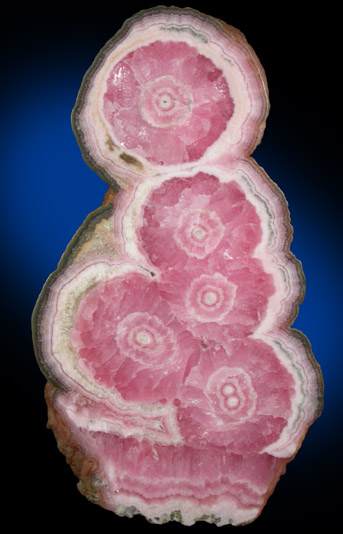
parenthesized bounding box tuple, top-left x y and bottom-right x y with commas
(2, 3, 341, 531)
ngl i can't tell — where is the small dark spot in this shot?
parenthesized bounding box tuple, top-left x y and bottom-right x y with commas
(119, 152, 143, 168)
(200, 340, 209, 349)
(141, 266, 156, 277)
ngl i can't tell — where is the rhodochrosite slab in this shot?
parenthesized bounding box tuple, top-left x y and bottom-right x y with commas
(32, 7, 323, 528)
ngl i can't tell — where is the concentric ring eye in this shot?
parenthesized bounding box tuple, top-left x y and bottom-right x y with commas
(134, 330, 153, 346)
(175, 209, 225, 259)
(116, 312, 176, 365)
(186, 273, 237, 322)
(206, 366, 258, 422)
(140, 76, 192, 128)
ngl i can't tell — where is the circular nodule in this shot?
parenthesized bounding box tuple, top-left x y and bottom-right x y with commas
(135, 330, 152, 346)
(222, 384, 236, 396)
(102, 40, 234, 165)
(192, 226, 207, 241)
(226, 395, 240, 408)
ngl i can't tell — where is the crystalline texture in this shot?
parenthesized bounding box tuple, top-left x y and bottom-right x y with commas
(32, 6, 323, 527)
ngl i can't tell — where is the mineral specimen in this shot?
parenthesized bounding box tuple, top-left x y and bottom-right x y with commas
(32, 7, 323, 526)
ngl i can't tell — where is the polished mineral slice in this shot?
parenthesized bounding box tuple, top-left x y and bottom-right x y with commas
(32, 6, 323, 527)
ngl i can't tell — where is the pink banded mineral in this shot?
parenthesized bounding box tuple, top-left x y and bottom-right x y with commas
(33, 7, 323, 527)
(103, 40, 234, 165)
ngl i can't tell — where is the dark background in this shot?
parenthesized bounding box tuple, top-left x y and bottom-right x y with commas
(2, 3, 341, 531)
